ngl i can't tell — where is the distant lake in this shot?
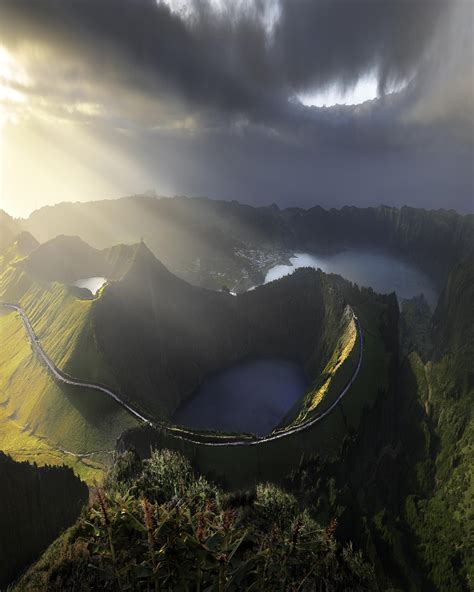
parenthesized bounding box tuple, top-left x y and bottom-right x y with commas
(266, 251, 438, 308)
(173, 359, 307, 436)
(72, 277, 107, 295)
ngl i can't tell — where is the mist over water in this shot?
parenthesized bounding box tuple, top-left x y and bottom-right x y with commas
(173, 359, 307, 436)
(72, 277, 107, 295)
(266, 251, 438, 308)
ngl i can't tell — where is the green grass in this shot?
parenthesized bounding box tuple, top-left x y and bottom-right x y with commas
(0, 266, 118, 386)
(0, 277, 138, 483)
(15, 449, 379, 592)
(288, 309, 358, 425)
(402, 351, 474, 590)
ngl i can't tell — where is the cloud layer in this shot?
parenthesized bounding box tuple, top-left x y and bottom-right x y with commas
(0, 0, 473, 213)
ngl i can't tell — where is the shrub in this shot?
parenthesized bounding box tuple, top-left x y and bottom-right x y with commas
(16, 450, 380, 591)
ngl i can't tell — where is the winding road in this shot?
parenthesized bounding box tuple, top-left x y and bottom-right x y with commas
(1, 302, 363, 448)
(1, 303, 150, 425)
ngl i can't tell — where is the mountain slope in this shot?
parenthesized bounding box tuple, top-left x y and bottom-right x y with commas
(0, 241, 142, 481)
(0, 305, 138, 481)
(111, 253, 472, 590)
(0, 209, 24, 251)
(0, 231, 39, 268)
(116, 273, 397, 490)
(18, 235, 142, 283)
(0, 236, 357, 479)
(292, 258, 474, 591)
(92, 242, 354, 419)
(403, 258, 473, 590)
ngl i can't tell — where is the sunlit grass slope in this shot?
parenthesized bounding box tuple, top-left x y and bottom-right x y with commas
(0, 265, 117, 384)
(0, 231, 39, 269)
(296, 307, 358, 422)
(0, 308, 138, 482)
(0, 258, 139, 482)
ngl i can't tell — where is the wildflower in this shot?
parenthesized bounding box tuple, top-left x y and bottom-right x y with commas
(325, 518, 338, 541)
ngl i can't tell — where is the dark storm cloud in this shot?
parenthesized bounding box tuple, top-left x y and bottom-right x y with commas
(0, 0, 472, 212)
(0, 0, 455, 123)
(274, 0, 448, 94)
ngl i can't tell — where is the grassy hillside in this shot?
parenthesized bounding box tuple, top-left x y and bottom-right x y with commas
(0, 239, 140, 482)
(0, 236, 145, 385)
(20, 235, 104, 282)
(0, 265, 114, 384)
(0, 209, 24, 251)
(18, 235, 141, 283)
(0, 231, 39, 268)
(0, 306, 138, 482)
(291, 305, 358, 424)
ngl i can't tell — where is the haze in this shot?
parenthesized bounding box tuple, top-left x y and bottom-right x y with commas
(0, 0, 473, 217)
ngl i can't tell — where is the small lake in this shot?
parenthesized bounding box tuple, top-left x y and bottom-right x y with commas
(173, 359, 307, 436)
(72, 277, 107, 295)
(265, 251, 438, 308)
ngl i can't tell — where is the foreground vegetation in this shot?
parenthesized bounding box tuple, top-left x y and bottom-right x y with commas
(16, 449, 379, 591)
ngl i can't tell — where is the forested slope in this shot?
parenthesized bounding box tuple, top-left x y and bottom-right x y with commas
(0, 453, 88, 588)
(287, 258, 474, 591)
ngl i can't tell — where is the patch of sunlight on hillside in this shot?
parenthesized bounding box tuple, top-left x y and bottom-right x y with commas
(297, 314, 358, 423)
(0, 266, 117, 385)
(0, 303, 138, 484)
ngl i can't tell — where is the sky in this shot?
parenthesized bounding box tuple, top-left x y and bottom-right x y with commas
(0, 0, 473, 218)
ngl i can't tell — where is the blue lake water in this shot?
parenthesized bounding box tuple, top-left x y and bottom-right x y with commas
(265, 250, 438, 308)
(173, 359, 307, 436)
(72, 277, 107, 295)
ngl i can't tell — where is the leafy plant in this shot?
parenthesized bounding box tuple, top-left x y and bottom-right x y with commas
(16, 449, 379, 591)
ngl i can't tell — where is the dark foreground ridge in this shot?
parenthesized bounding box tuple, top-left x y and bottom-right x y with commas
(14, 449, 380, 592)
(0, 452, 88, 588)
(0, 301, 363, 447)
